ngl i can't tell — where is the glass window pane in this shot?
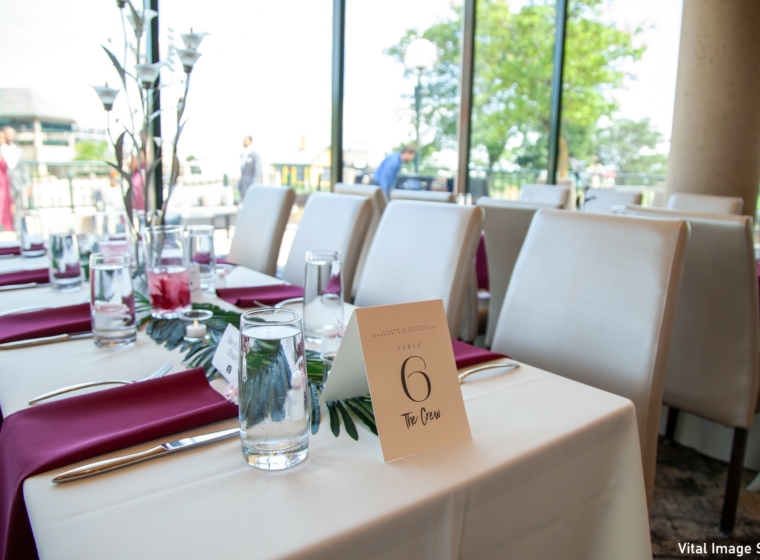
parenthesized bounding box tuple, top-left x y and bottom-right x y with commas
(563, 0, 682, 205)
(344, 1, 460, 195)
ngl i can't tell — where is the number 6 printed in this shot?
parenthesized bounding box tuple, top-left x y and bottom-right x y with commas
(400, 356, 431, 402)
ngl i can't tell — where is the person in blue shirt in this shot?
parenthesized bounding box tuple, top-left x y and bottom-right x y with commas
(372, 145, 416, 195)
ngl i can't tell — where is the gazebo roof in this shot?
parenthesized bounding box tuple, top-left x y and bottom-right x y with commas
(0, 88, 75, 123)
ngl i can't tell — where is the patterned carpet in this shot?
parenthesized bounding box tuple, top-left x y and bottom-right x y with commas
(651, 437, 760, 559)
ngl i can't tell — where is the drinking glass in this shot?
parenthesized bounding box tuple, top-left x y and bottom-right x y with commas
(302, 250, 343, 343)
(186, 225, 216, 292)
(143, 225, 191, 318)
(49, 231, 82, 291)
(77, 233, 98, 280)
(95, 211, 132, 261)
(239, 308, 309, 470)
(20, 211, 45, 258)
(90, 253, 137, 348)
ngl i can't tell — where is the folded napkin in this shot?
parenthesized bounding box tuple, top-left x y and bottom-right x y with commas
(216, 284, 304, 307)
(0, 247, 20, 257)
(452, 339, 507, 369)
(0, 303, 91, 344)
(0, 368, 238, 560)
(0, 268, 49, 288)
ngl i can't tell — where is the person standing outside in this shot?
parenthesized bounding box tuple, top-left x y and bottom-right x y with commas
(238, 135, 262, 202)
(372, 144, 416, 196)
(0, 130, 14, 232)
(0, 126, 28, 230)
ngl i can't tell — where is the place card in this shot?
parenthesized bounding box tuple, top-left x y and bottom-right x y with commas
(321, 299, 471, 462)
(212, 323, 240, 387)
(188, 264, 202, 294)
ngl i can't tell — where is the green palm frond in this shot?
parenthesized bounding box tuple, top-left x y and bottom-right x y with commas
(140, 304, 375, 439)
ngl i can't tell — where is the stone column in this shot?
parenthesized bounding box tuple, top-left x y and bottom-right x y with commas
(666, 0, 760, 216)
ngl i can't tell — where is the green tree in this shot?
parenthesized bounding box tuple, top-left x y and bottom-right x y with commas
(596, 118, 668, 175)
(74, 140, 110, 161)
(387, 0, 644, 175)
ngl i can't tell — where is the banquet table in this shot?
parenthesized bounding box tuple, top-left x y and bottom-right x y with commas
(0, 256, 652, 559)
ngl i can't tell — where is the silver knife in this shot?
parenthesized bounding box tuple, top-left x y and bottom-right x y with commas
(52, 427, 240, 483)
(0, 332, 93, 350)
(0, 282, 45, 292)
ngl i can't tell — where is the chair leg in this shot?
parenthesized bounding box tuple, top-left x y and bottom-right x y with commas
(665, 407, 680, 441)
(720, 428, 749, 536)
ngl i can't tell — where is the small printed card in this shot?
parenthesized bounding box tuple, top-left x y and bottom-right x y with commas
(212, 323, 240, 387)
(188, 264, 202, 294)
(321, 300, 471, 462)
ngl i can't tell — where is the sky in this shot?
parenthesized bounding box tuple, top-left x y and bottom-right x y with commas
(0, 0, 682, 176)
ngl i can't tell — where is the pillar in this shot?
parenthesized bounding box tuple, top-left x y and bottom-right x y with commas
(666, 0, 760, 216)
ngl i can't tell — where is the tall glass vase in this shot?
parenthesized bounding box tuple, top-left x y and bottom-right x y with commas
(143, 225, 191, 318)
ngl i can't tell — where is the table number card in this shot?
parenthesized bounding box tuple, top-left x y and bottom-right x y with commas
(321, 299, 471, 462)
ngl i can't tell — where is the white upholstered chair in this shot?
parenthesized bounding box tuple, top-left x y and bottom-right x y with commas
(623, 205, 759, 534)
(667, 192, 743, 215)
(518, 184, 572, 209)
(282, 192, 372, 298)
(354, 200, 485, 338)
(226, 185, 295, 276)
(491, 209, 690, 509)
(333, 184, 388, 299)
(582, 188, 643, 214)
(390, 189, 455, 203)
(476, 198, 562, 347)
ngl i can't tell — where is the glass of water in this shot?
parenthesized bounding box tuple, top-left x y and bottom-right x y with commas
(302, 250, 343, 343)
(20, 211, 46, 258)
(89, 252, 137, 348)
(239, 308, 309, 470)
(186, 225, 216, 292)
(49, 231, 82, 291)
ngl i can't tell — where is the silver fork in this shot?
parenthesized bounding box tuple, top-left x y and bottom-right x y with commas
(458, 362, 520, 384)
(28, 363, 173, 405)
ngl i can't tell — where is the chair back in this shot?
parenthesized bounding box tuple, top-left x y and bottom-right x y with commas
(518, 184, 571, 209)
(492, 209, 689, 508)
(623, 205, 759, 429)
(390, 190, 455, 203)
(355, 200, 485, 338)
(283, 192, 372, 298)
(334, 184, 388, 299)
(476, 198, 562, 347)
(667, 192, 743, 215)
(227, 185, 295, 276)
(583, 189, 643, 213)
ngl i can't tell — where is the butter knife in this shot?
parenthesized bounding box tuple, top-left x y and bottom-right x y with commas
(52, 428, 240, 483)
(0, 332, 92, 350)
(458, 362, 519, 384)
(0, 282, 45, 292)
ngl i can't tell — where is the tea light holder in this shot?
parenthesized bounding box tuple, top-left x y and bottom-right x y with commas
(180, 309, 212, 342)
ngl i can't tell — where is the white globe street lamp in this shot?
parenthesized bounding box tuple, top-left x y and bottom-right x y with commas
(404, 38, 437, 173)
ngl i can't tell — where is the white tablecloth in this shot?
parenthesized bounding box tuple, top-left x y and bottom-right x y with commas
(0, 258, 652, 559)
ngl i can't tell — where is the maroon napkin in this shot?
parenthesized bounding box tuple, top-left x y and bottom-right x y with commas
(452, 339, 506, 369)
(0, 247, 20, 257)
(0, 268, 49, 288)
(216, 257, 236, 266)
(0, 303, 91, 344)
(0, 368, 238, 560)
(475, 234, 489, 291)
(216, 284, 304, 307)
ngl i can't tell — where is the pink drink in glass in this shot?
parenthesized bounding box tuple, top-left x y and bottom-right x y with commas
(147, 266, 191, 318)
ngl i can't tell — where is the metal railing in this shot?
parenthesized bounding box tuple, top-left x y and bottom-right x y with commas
(23, 161, 112, 211)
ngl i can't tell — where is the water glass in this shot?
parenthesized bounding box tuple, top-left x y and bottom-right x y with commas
(77, 233, 98, 280)
(49, 231, 82, 291)
(302, 250, 343, 343)
(239, 308, 309, 470)
(143, 225, 191, 318)
(20, 211, 45, 258)
(95, 211, 132, 261)
(90, 253, 137, 348)
(186, 225, 216, 292)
